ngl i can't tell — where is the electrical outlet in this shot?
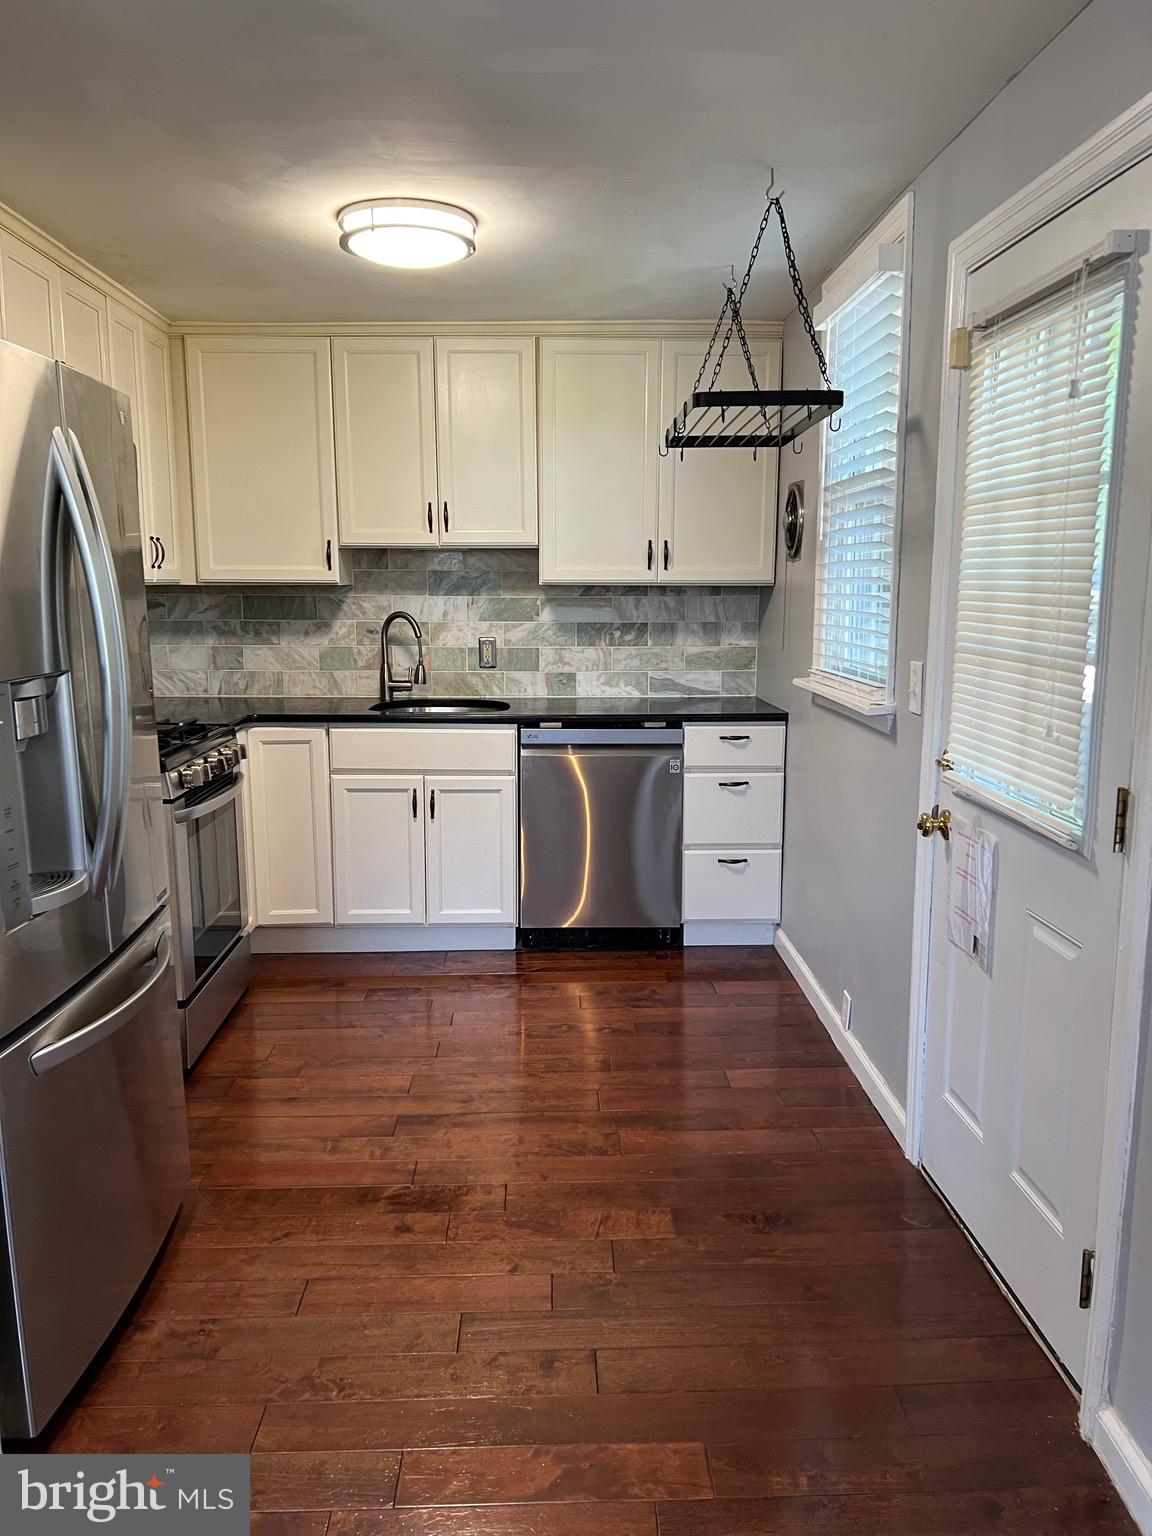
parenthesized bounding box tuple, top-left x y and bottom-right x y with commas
(841, 990, 853, 1033)
(478, 637, 497, 670)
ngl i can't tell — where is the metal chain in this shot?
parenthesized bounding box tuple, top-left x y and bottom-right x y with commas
(691, 194, 833, 395)
(771, 197, 833, 388)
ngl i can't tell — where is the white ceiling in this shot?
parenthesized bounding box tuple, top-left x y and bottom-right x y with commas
(0, 0, 1086, 322)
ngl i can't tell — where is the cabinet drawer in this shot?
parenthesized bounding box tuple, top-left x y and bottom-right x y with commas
(684, 723, 785, 771)
(683, 848, 782, 922)
(683, 772, 783, 847)
(330, 726, 516, 774)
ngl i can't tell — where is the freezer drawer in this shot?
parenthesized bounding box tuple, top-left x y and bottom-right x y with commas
(520, 740, 683, 929)
(0, 910, 189, 1437)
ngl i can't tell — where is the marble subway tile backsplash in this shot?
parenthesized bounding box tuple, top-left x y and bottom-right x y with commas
(148, 550, 761, 699)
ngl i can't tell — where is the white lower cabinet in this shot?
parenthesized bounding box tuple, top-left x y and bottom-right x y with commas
(682, 722, 784, 932)
(327, 729, 518, 933)
(425, 775, 517, 924)
(246, 727, 334, 926)
(332, 775, 426, 925)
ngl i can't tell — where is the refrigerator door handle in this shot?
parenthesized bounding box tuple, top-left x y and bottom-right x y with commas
(29, 930, 171, 1076)
(63, 428, 132, 898)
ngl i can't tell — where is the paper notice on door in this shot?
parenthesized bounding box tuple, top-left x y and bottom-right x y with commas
(946, 815, 997, 973)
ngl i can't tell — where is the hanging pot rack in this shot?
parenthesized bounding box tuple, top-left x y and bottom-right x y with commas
(663, 181, 842, 455)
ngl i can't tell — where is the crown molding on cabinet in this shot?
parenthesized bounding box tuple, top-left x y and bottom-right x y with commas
(0, 199, 169, 330)
(168, 318, 786, 340)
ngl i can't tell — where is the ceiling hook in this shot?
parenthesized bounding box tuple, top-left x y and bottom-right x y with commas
(765, 167, 776, 200)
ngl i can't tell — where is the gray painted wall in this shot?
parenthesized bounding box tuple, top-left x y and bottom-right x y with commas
(755, 0, 1152, 1451)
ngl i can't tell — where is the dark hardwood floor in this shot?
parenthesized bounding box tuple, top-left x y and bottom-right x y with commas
(46, 947, 1134, 1533)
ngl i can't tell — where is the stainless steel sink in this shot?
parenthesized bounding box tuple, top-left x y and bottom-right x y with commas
(370, 698, 512, 716)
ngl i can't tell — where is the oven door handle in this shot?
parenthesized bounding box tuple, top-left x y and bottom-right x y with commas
(173, 775, 243, 826)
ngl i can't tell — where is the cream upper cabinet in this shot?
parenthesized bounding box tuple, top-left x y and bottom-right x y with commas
(538, 338, 661, 584)
(658, 338, 780, 584)
(138, 321, 182, 581)
(186, 335, 340, 582)
(108, 302, 185, 583)
(0, 233, 62, 359)
(333, 337, 437, 547)
(59, 272, 109, 382)
(435, 337, 537, 547)
(246, 726, 334, 926)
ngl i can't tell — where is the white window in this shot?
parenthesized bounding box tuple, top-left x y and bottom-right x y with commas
(795, 201, 910, 717)
(942, 258, 1129, 848)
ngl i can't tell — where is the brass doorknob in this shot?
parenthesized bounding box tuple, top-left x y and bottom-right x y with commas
(916, 806, 952, 840)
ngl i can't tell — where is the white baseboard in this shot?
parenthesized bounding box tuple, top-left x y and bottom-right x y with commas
(683, 921, 777, 948)
(775, 926, 907, 1149)
(1093, 1405, 1152, 1534)
(252, 925, 517, 953)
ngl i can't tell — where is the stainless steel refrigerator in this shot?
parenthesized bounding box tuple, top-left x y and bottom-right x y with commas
(0, 339, 189, 1439)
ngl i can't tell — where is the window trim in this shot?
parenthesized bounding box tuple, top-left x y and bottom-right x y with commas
(793, 193, 913, 720)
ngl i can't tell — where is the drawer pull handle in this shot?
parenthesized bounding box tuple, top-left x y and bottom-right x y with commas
(717, 857, 749, 865)
(719, 734, 751, 742)
(718, 780, 750, 788)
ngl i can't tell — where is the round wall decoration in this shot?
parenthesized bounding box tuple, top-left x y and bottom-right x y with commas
(784, 481, 805, 560)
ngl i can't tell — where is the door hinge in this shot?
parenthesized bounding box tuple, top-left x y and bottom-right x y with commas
(949, 327, 972, 370)
(1114, 786, 1131, 853)
(1079, 1247, 1096, 1310)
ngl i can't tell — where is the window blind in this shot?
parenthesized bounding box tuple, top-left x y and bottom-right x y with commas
(944, 259, 1128, 846)
(811, 268, 905, 700)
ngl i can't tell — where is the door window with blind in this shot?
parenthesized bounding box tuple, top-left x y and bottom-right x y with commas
(801, 258, 906, 712)
(942, 257, 1130, 848)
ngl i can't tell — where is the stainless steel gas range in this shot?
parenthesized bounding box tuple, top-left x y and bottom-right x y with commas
(159, 720, 251, 1066)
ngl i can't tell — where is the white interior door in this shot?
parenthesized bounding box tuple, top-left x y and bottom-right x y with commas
(920, 159, 1152, 1380)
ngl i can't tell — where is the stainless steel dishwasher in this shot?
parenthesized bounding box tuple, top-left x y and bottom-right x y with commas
(519, 725, 683, 940)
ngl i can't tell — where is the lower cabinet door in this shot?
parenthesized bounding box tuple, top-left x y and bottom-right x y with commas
(247, 727, 334, 925)
(332, 775, 426, 924)
(424, 775, 517, 924)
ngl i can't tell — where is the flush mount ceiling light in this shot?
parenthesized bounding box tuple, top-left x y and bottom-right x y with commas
(336, 198, 477, 269)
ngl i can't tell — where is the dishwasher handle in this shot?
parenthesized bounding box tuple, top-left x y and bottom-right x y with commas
(520, 727, 683, 747)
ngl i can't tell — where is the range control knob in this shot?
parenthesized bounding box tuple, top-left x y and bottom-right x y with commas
(219, 744, 239, 769)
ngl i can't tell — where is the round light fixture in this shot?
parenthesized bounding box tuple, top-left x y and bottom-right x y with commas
(336, 199, 477, 269)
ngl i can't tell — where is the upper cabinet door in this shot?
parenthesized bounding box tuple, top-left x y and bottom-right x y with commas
(0, 233, 62, 359)
(658, 338, 780, 585)
(333, 337, 437, 547)
(59, 272, 109, 382)
(435, 338, 537, 547)
(186, 335, 341, 582)
(138, 321, 182, 583)
(538, 338, 660, 584)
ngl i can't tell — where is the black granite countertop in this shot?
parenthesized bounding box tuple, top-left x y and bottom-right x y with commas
(155, 695, 788, 728)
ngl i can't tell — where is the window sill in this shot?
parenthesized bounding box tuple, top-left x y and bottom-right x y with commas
(792, 675, 897, 718)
